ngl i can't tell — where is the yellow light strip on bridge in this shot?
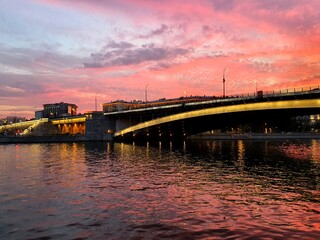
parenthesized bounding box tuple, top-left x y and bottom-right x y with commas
(114, 99, 320, 137)
(50, 117, 86, 125)
(0, 118, 48, 132)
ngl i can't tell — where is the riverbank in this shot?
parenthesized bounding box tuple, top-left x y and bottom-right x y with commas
(188, 132, 320, 140)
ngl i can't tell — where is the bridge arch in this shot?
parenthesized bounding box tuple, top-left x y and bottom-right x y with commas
(114, 99, 320, 139)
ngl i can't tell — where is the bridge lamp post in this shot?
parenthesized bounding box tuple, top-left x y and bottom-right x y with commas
(223, 68, 226, 97)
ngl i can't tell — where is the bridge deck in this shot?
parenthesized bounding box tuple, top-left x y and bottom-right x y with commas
(105, 87, 320, 117)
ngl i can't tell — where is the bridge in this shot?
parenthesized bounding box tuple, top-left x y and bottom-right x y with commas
(106, 86, 320, 140)
(0, 116, 86, 137)
(1, 86, 320, 141)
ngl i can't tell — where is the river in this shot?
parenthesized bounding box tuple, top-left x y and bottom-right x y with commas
(0, 139, 319, 239)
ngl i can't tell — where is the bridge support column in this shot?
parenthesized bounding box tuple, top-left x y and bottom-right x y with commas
(85, 111, 115, 141)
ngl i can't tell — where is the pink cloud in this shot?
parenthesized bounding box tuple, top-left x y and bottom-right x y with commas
(2, 0, 320, 118)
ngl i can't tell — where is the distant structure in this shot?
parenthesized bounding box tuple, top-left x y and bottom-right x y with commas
(102, 100, 144, 112)
(35, 102, 78, 119)
(102, 97, 215, 113)
(0, 116, 26, 125)
(43, 102, 78, 118)
(35, 110, 44, 119)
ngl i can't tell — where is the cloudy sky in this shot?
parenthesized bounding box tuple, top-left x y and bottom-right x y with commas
(1, 0, 320, 118)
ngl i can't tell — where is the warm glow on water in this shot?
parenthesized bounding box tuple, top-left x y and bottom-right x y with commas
(0, 140, 319, 239)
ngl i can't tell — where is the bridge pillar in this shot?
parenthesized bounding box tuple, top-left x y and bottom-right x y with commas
(85, 111, 115, 141)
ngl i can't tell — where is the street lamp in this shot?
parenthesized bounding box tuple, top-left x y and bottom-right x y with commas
(223, 68, 226, 97)
(145, 84, 149, 102)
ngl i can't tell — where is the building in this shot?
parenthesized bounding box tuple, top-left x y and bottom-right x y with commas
(43, 102, 78, 118)
(102, 97, 213, 113)
(35, 110, 44, 119)
(102, 100, 144, 113)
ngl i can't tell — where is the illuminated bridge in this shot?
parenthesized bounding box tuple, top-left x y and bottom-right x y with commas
(0, 116, 86, 137)
(1, 86, 320, 142)
(106, 87, 320, 141)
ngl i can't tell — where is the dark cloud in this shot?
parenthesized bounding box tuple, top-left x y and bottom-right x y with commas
(254, 0, 299, 11)
(139, 24, 176, 39)
(151, 24, 169, 35)
(202, 25, 222, 37)
(210, 0, 236, 11)
(0, 74, 45, 97)
(209, 0, 320, 36)
(202, 25, 227, 37)
(83, 62, 104, 68)
(251, 1, 320, 33)
(147, 62, 173, 71)
(84, 41, 192, 68)
(104, 41, 134, 49)
(0, 45, 86, 72)
(202, 25, 212, 37)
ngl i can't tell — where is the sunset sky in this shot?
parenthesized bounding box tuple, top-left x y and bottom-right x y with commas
(1, 0, 320, 118)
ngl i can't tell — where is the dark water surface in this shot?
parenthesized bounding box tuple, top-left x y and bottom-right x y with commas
(0, 140, 319, 239)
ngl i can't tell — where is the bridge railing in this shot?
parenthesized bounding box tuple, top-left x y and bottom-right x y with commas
(230, 85, 320, 99)
(263, 86, 320, 96)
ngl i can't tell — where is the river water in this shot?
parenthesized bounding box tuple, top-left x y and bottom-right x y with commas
(0, 139, 319, 240)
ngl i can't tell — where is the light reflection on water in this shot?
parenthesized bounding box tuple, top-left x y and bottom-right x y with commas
(0, 140, 319, 240)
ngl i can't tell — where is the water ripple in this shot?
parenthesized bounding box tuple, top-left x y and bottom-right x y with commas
(0, 140, 319, 239)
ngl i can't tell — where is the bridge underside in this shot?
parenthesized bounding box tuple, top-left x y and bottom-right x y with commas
(114, 99, 320, 141)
